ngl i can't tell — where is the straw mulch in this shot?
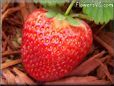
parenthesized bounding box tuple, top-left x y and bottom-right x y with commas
(1, 0, 114, 85)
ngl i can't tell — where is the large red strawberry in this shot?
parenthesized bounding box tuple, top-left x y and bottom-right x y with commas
(21, 8, 92, 81)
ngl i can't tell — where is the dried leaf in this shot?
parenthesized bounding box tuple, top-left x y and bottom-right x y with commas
(26, 1, 36, 13)
(13, 67, 36, 85)
(2, 7, 22, 21)
(45, 76, 110, 85)
(1, 59, 21, 69)
(106, 32, 114, 39)
(111, 75, 114, 84)
(108, 60, 114, 67)
(3, 69, 16, 84)
(2, 31, 15, 49)
(15, 76, 26, 85)
(97, 65, 106, 79)
(96, 59, 113, 82)
(97, 31, 114, 47)
(2, 50, 21, 57)
(0, 78, 7, 85)
(94, 34, 114, 56)
(1, 0, 12, 12)
(69, 51, 106, 76)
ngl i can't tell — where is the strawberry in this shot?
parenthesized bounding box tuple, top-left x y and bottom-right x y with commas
(21, 8, 92, 81)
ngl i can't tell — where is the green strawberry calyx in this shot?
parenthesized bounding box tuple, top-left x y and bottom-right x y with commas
(46, 0, 80, 26)
(46, 11, 81, 26)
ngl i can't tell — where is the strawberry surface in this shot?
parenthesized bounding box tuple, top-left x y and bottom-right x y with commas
(21, 8, 92, 81)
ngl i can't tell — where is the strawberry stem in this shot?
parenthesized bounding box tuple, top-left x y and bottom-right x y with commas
(64, 0, 76, 16)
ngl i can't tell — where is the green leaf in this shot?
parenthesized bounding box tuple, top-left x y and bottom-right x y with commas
(34, 0, 69, 7)
(33, 0, 38, 4)
(82, 6, 113, 24)
(66, 16, 80, 26)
